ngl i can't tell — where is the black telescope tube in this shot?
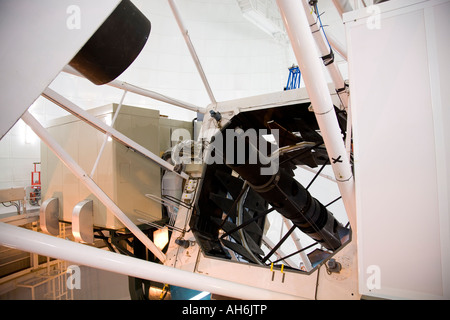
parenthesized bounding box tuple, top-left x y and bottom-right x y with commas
(219, 128, 345, 251)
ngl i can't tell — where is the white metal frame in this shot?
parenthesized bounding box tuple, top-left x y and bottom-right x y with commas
(41, 87, 189, 181)
(1, 0, 361, 300)
(21, 111, 167, 263)
(168, 0, 217, 105)
(62, 65, 206, 114)
(301, 0, 349, 111)
(166, 87, 359, 300)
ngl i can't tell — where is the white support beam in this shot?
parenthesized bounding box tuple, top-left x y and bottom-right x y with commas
(21, 111, 167, 263)
(326, 32, 348, 61)
(108, 79, 207, 114)
(168, 0, 217, 104)
(282, 218, 313, 272)
(301, 0, 348, 110)
(90, 89, 127, 178)
(276, 0, 356, 231)
(62, 65, 206, 114)
(41, 87, 189, 181)
(0, 222, 300, 300)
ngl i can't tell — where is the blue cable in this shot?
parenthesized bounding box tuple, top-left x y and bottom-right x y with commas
(315, 3, 332, 52)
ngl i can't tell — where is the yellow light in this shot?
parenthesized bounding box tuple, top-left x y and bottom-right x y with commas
(153, 227, 169, 250)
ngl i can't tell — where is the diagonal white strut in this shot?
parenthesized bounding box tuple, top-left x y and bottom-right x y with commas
(62, 65, 207, 114)
(168, 0, 217, 105)
(90, 89, 127, 178)
(301, 0, 348, 110)
(21, 111, 167, 263)
(42, 87, 189, 180)
(276, 0, 356, 231)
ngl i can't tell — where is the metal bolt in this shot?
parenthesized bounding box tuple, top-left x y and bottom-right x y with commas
(327, 258, 341, 273)
(175, 238, 190, 249)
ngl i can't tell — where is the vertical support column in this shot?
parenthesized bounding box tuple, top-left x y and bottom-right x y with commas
(276, 0, 356, 231)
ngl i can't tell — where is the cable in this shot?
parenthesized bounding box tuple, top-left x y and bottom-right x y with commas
(314, 3, 334, 66)
(314, 4, 332, 51)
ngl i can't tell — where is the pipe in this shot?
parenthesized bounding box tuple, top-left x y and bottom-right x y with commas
(326, 32, 348, 61)
(108, 79, 207, 114)
(282, 218, 313, 271)
(42, 87, 189, 180)
(167, 0, 217, 104)
(21, 111, 167, 263)
(62, 65, 206, 114)
(0, 222, 300, 300)
(90, 89, 127, 177)
(276, 0, 356, 231)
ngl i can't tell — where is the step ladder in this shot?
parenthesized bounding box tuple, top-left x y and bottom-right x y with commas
(285, 65, 301, 90)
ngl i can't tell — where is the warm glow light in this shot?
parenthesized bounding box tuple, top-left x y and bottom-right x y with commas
(153, 227, 169, 250)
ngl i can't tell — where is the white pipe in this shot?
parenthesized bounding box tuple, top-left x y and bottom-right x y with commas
(167, 0, 217, 105)
(326, 32, 348, 61)
(21, 111, 167, 263)
(282, 218, 313, 272)
(62, 65, 206, 114)
(108, 79, 207, 114)
(297, 165, 337, 183)
(276, 0, 357, 231)
(42, 87, 189, 180)
(0, 222, 300, 300)
(301, 0, 348, 110)
(90, 90, 127, 177)
(332, 0, 354, 18)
